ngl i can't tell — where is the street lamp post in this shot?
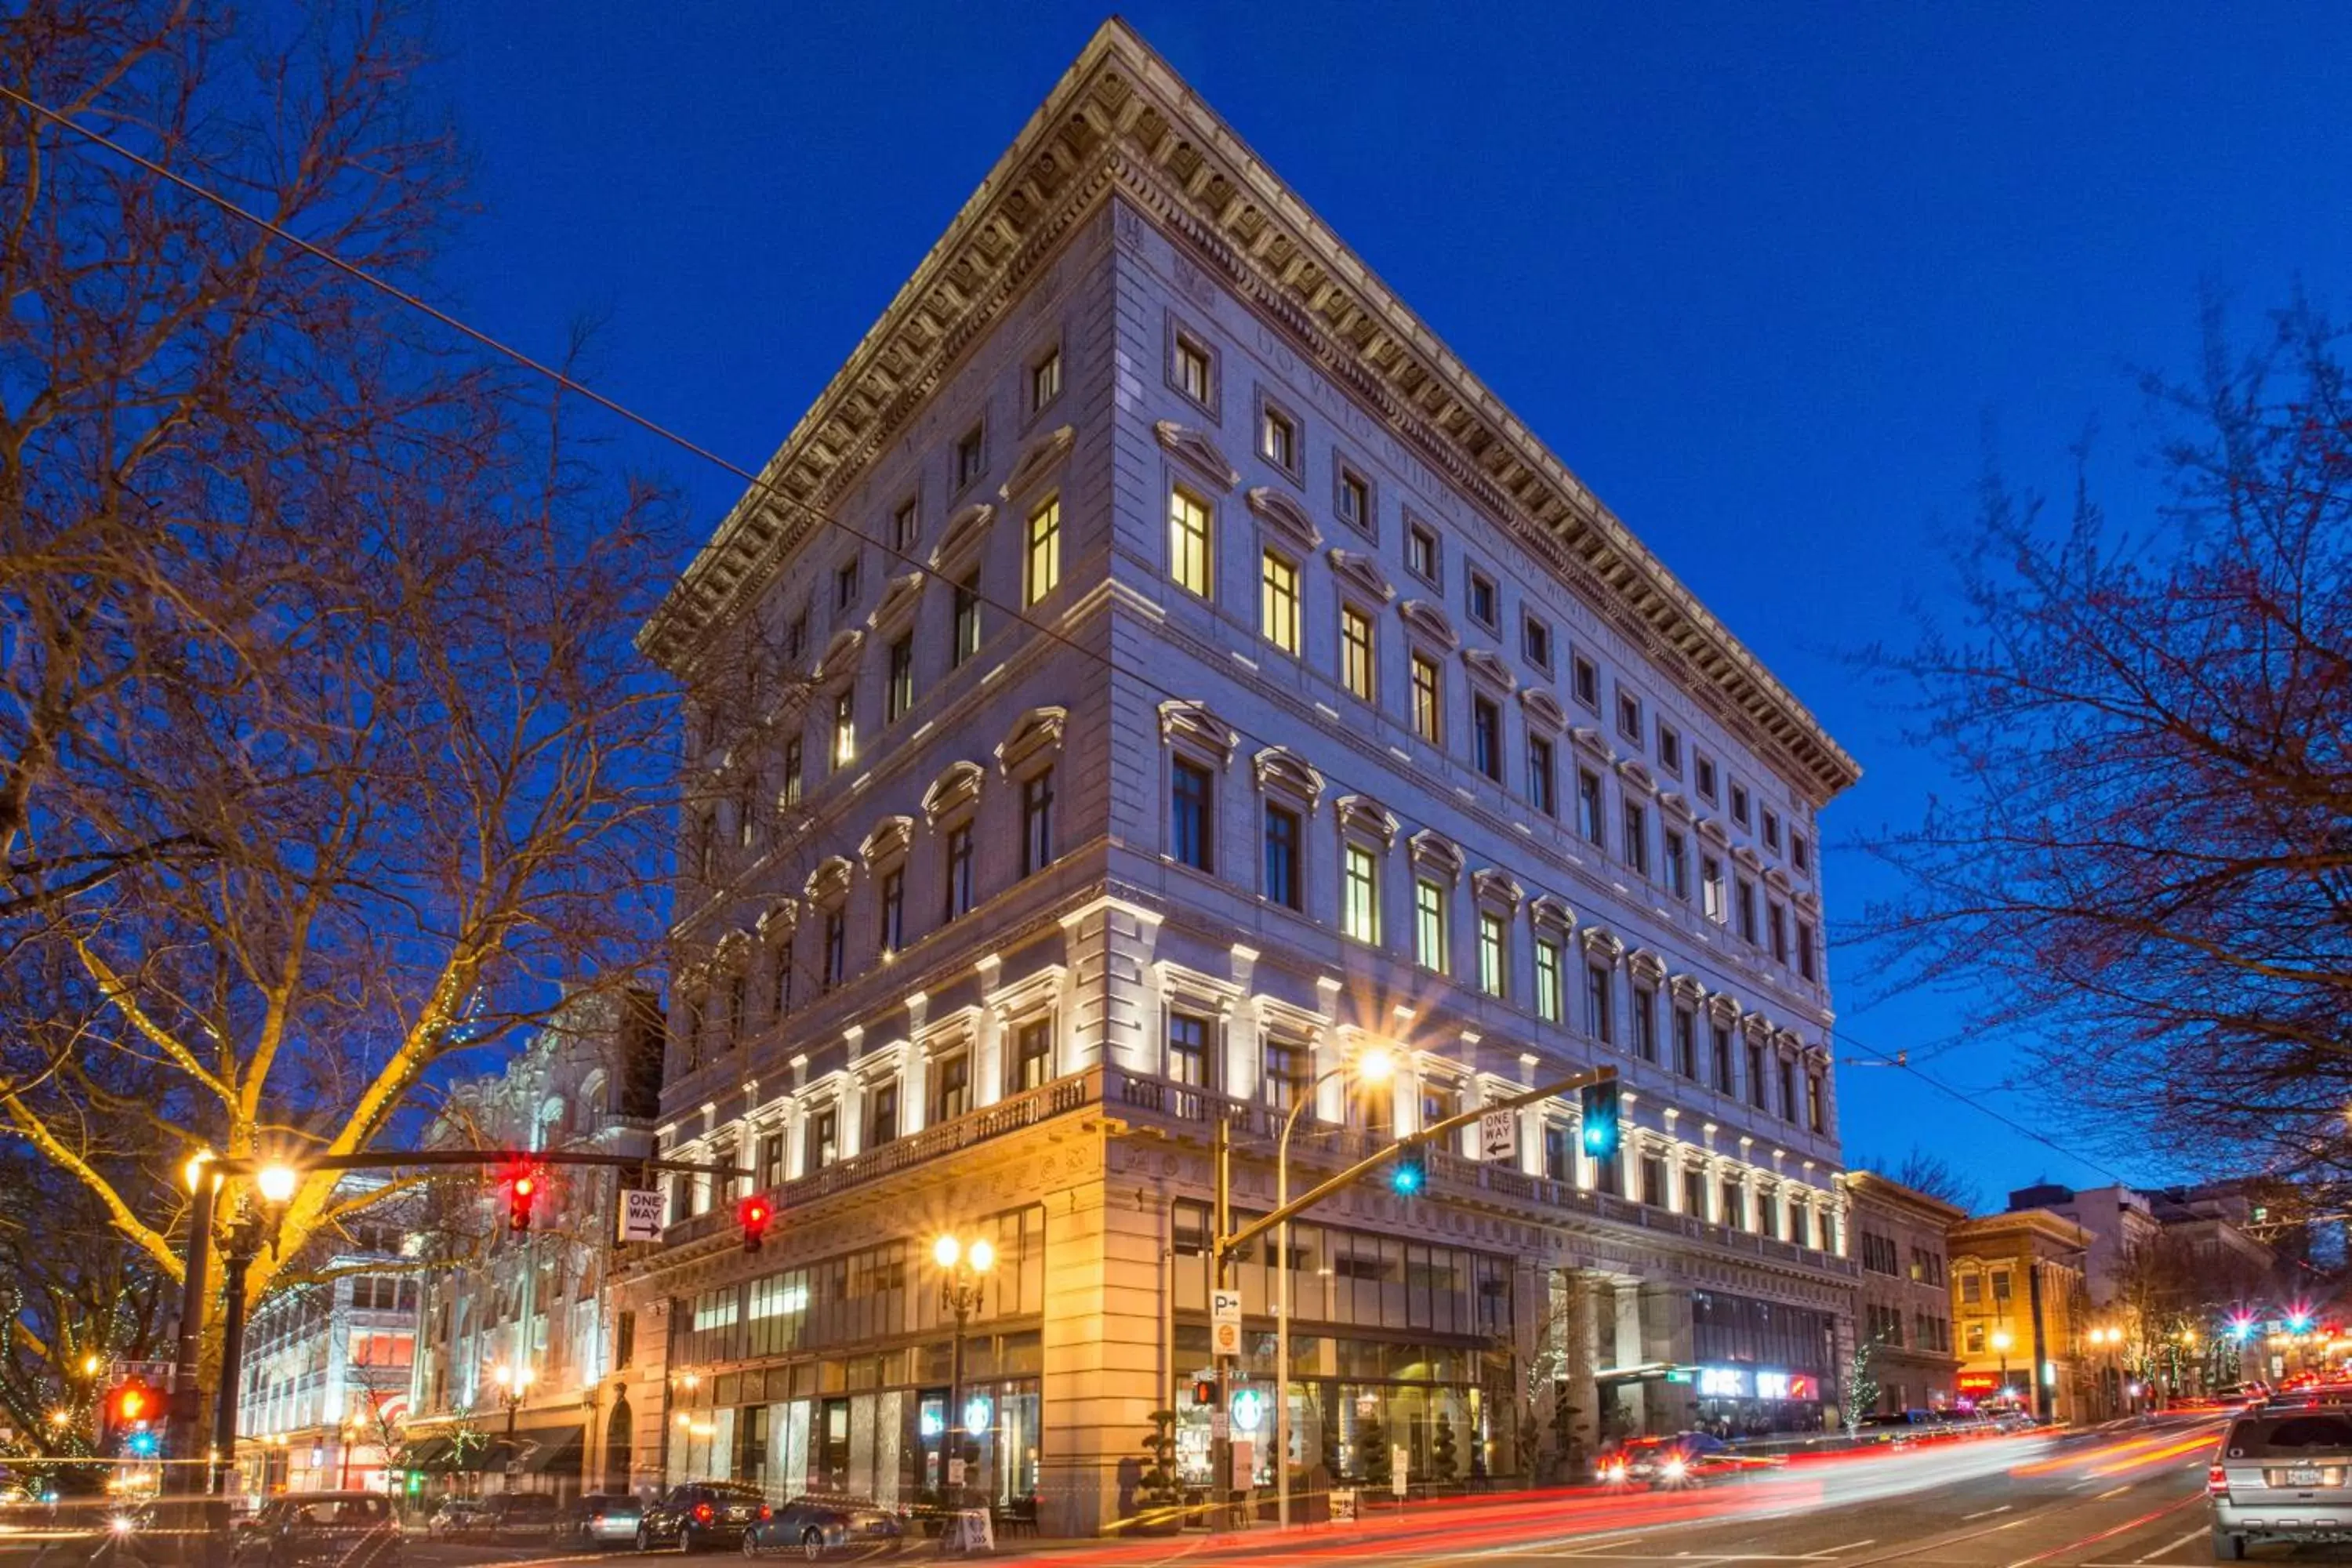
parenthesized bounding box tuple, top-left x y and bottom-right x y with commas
(1991, 1329, 2014, 1410)
(211, 1164, 299, 1499)
(491, 1363, 535, 1494)
(931, 1235, 996, 1510)
(1274, 1048, 1393, 1530)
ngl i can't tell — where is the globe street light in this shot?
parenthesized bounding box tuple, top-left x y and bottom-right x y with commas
(931, 1235, 996, 1508)
(1275, 1047, 1392, 1528)
(1991, 1329, 2014, 1409)
(491, 1363, 535, 1494)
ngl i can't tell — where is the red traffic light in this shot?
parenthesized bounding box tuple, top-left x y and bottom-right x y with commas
(502, 1165, 540, 1232)
(739, 1196, 773, 1253)
(107, 1378, 158, 1426)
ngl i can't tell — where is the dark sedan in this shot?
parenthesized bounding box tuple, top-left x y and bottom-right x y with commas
(741, 1497, 904, 1560)
(230, 1493, 400, 1568)
(634, 1484, 768, 1552)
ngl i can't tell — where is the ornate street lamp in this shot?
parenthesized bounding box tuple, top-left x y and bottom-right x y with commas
(931, 1234, 996, 1506)
(491, 1363, 535, 1494)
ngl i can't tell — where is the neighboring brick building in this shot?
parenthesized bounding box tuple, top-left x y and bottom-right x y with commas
(620, 19, 1862, 1533)
(1842, 1171, 1962, 1414)
(1949, 1208, 2091, 1422)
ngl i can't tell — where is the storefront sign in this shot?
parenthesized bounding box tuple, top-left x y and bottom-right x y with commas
(1697, 1366, 1819, 1401)
(1956, 1371, 2001, 1394)
(1755, 1372, 1817, 1401)
(962, 1393, 993, 1436)
(1697, 1367, 1748, 1398)
(1229, 1387, 1268, 1435)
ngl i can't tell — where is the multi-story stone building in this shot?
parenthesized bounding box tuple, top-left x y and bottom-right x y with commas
(1948, 1208, 2090, 1423)
(621, 20, 1860, 1532)
(403, 990, 664, 1498)
(1842, 1172, 1962, 1414)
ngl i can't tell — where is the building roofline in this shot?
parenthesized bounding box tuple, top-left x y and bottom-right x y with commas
(642, 18, 1861, 806)
(1842, 1168, 1970, 1226)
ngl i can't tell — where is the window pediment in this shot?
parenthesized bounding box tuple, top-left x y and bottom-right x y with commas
(713, 928, 753, 970)
(1705, 993, 1744, 1025)
(1247, 485, 1321, 551)
(1579, 926, 1625, 964)
(996, 705, 1069, 775)
(1627, 948, 1668, 986)
(1397, 597, 1461, 653)
(1616, 757, 1656, 794)
(1733, 844, 1766, 873)
(1792, 887, 1822, 914)
(1154, 419, 1240, 491)
(1740, 1012, 1775, 1044)
(1765, 866, 1794, 895)
(1462, 647, 1516, 694)
(1153, 960, 1243, 1016)
(1327, 547, 1396, 605)
(1000, 423, 1076, 502)
(758, 900, 800, 938)
(1408, 828, 1464, 882)
(1252, 746, 1324, 809)
(1519, 687, 1567, 733)
(1471, 867, 1523, 911)
(1570, 724, 1613, 761)
(1696, 817, 1732, 847)
(920, 759, 985, 826)
(1668, 972, 1707, 1004)
(1334, 793, 1398, 846)
(858, 814, 915, 869)
(867, 572, 924, 632)
(1158, 698, 1239, 764)
(1528, 895, 1576, 936)
(815, 627, 864, 682)
(805, 855, 855, 906)
(1657, 789, 1695, 822)
(931, 501, 996, 569)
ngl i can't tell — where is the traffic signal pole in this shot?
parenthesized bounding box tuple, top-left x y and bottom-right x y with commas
(1212, 1115, 1236, 1527)
(165, 1174, 216, 1498)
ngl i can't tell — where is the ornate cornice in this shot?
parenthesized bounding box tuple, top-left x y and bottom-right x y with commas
(1153, 420, 1239, 490)
(642, 18, 1859, 806)
(1247, 485, 1322, 551)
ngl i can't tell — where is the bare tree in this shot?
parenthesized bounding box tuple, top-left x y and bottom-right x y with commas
(1857, 299, 2352, 1185)
(0, 0, 742, 1352)
(1860, 1146, 1982, 1213)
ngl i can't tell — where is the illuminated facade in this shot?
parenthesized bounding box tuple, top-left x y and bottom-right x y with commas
(622, 20, 1860, 1532)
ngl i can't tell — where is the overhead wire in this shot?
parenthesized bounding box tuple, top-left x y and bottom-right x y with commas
(4, 82, 2156, 1199)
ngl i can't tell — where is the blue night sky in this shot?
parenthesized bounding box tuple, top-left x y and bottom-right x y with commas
(434, 2, 2352, 1207)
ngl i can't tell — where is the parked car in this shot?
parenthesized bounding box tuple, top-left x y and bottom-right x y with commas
(232, 1493, 399, 1568)
(558, 1494, 646, 1548)
(480, 1494, 562, 1538)
(424, 1500, 488, 1540)
(635, 1484, 769, 1553)
(740, 1496, 904, 1559)
(2210, 1405, 2352, 1559)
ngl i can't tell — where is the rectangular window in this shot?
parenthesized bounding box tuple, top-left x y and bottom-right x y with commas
(1683, 1166, 1708, 1219)
(1731, 782, 1751, 828)
(952, 573, 982, 667)
(1410, 654, 1442, 744)
(1621, 800, 1648, 874)
(1701, 856, 1726, 923)
(1769, 902, 1788, 963)
(1797, 920, 1818, 982)
(782, 737, 804, 809)
(1779, 1058, 1798, 1123)
(805, 1108, 838, 1174)
(1261, 1040, 1305, 1113)
(1757, 1189, 1778, 1240)
(1261, 550, 1301, 654)
(1657, 723, 1682, 775)
(1641, 1154, 1668, 1208)
(1341, 605, 1376, 700)
(931, 1052, 971, 1123)
(1466, 569, 1497, 630)
(1747, 1040, 1768, 1109)
(1012, 1019, 1054, 1093)
(1020, 769, 1054, 877)
(1544, 1123, 1573, 1182)
(1960, 1274, 1983, 1306)
(1792, 832, 1810, 873)
(1631, 986, 1657, 1063)
(1406, 520, 1441, 585)
(1534, 938, 1563, 1022)
(1263, 804, 1301, 909)
(1712, 1017, 1735, 1094)
(1577, 770, 1604, 846)
(1806, 1071, 1825, 1134)
(1571, 655, 1599, 711)
(831, 689, 856, 769)
(1763, 809, 1781, 852)
(1261, 403, 1297, 470)
(1523, 615, 1552, 670)
(1025, 496, 1060, 604)
(1167, 1012, 1209, 1088)
(771, 939, 793, 1019)
(1175, 335, 1214, 406)
(956, 425, 985, 489)
(1991, 1269, 2013, 1303)
(1696, 754, 1719, 803)
(834, 557, 860, 612)
(1029, 347, 1062, 412)
(943, 824, 975, 922)
(1171, 757, 1214, 873)
(1169, 487, 1212, 597)
(1477, 913, 1506, 997)
(892, 498, 920, 553)
(1737, 877, 1759, 943)
(1617, 688, 1642, 743)
(1337, 466, 1371, 534)
(1673, 1006, 1698, 1078)
(878, 868, 904, 955)
(1414, 878, 1448, 973)
(1662, 829, 1687, 898)
(865, 1079, 899, 1148)
(1584, 964, 1613, 1044)
(886, 635, 914, 724)
(1526, 735, 1555, 816)
(1342, 844, 1380, 944)
(786, 612, 808, 665)
(1722, 1179, 1745, 1231)
(1472, 696, 1503, 781)
(822, 910, 845, 990)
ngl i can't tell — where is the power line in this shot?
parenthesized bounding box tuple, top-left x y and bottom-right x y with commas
(8, 82, 2149, 1198)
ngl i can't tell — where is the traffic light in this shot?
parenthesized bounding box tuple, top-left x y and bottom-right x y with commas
(107, 1379, 156, 1426)
(739, 1195, 773, 1253)
(1389, 1140, 1427, 1196)
(1580, 1076, 1621, 1160)
(1190, 1375, 1218, 1408)
(503, 1165, 539, 1232)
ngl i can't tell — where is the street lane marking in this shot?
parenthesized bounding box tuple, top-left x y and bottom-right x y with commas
(2096, 1484, 2132, 1499)
(2136, 1526, 2211, 1562)
(1964, 1506, 2014, 1521)
(1806, 1542, 1875, 1557)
